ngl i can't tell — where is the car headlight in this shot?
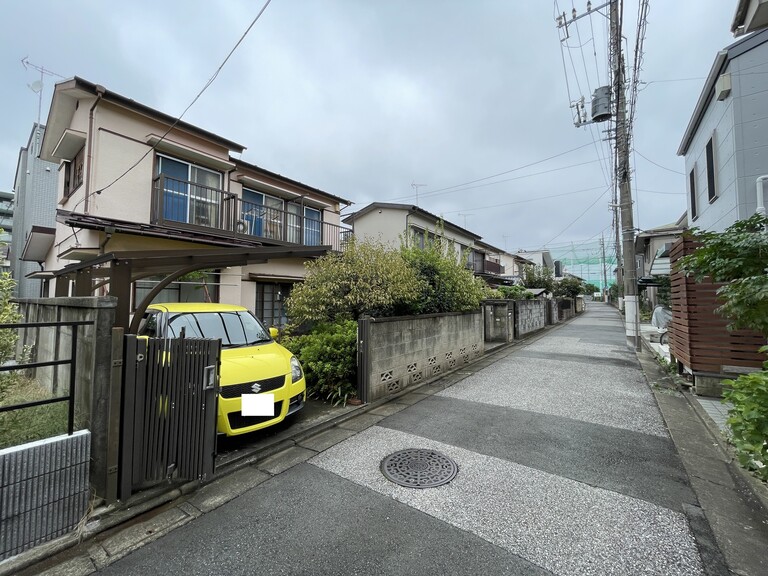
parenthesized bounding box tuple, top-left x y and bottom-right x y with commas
(290, 356, 303, 383)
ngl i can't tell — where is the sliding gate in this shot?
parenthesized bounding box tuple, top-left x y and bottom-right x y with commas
(120, 335, 221, 500)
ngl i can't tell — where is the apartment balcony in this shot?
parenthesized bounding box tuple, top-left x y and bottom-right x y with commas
(151, 175, 350, 251)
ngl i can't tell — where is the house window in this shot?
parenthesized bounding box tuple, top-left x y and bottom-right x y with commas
(156, 155, 222, 227)
(705, 137, 717, 202)
(689, 167, 697, 220)
(304, 207, 322, 246)
(255, 281, 292, 328)
(241, 189, 284, 240)
(411, 227, 425, 249)
(64, 146, 85, 197)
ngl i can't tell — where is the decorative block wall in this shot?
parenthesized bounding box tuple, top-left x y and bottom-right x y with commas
(0, 431, 90, 561)
(359, 312, 483, 402)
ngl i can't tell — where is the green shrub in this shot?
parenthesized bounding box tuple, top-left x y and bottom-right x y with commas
(497, 285, 533, 300)
(723, 351, 768, 482)
(283, 320, 358, 406)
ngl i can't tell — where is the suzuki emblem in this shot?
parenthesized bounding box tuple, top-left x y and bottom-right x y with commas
(250, 382, 262, 393)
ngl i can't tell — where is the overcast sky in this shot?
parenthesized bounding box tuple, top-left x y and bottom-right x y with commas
(1, 1, 739, 282)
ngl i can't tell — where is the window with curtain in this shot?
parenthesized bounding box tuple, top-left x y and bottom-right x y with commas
(156, 155, 222, 227)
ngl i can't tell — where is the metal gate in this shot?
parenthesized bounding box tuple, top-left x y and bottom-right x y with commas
(119, 335, 220, 500)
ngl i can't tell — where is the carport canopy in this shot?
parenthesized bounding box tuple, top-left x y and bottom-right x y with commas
(49, 245, 330, 332)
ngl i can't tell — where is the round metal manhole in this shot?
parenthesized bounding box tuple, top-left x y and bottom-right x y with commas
(380, 449, 458, 489)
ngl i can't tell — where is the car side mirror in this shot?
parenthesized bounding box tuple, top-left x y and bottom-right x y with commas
(269, 327, 279, 339)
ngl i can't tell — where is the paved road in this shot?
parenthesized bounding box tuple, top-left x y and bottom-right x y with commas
(97, 303, 716, 575)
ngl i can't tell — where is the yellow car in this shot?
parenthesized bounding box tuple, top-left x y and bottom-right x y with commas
(138, 303, 306, 436)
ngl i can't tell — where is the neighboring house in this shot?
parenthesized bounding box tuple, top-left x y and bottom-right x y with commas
(633, 214, 687, 307)
(10, 123, 59, 295)
(672, 29, 768, 393)
(731, 0, 768, 36)
(0, 191, 12, 273)
(677, 28, 768, 232)
(498, 252, 535, 280)
(37, 77, 351, 328)
(342, 202, 506, 282)
(512, 249, 555, 272)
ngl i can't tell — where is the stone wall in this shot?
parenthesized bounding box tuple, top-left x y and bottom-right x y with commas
(358, 312, 483, 402)
(515, 299, 547, 336)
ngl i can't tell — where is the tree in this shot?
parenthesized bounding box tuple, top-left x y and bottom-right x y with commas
(584, 282, 599, 295)
(678, 214, 768, 335)
(286, 237, 423, 323)
(522, 265, 555, 293)
(554, 276, 585, 299)
(401, 233, 490, 314)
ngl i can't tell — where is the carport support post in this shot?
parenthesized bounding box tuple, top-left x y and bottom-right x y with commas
(109, 260, 132, 330)
(74, 268, 92, 297)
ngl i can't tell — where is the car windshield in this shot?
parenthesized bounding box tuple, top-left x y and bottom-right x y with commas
(166, 311, 271, 347)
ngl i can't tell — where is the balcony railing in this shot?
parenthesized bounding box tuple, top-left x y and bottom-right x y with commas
(151, 175, 350, 251)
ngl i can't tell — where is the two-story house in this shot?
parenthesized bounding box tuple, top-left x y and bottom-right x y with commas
(677, 28, 768, 232)
(341, 202, 505, 282)
(36, 77, 351, 328)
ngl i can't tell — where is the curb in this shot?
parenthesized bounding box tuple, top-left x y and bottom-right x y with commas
(637, 335, 768, 532)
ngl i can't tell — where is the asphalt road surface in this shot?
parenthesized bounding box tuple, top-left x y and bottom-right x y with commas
(99, 304, 714, 575)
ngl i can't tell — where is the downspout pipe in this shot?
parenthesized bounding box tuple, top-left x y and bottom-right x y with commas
(84, 85, 106, 214)
(757, 175, 768, 232)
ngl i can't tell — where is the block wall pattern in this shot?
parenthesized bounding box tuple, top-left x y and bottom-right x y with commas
(365, 313, 483, 402)
(0, 431, 90, 561)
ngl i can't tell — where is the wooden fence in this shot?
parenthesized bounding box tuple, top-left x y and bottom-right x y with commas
(668, 238, 764, 381)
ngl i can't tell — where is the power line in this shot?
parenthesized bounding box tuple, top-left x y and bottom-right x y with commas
(79, 0, 273, 205)
(440, 185, 606, 214)
(394, 141, 596, 200)
(544, 185, 612, 245)
(388, 157, 605, 203)
(633, 148, 684, 174)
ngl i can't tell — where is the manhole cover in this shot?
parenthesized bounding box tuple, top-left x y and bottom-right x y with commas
(380, 449, 458, 488)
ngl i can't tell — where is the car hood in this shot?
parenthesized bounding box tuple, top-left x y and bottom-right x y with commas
(219, 342, 292, 384)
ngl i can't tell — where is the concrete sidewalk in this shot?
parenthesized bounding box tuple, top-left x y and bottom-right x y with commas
(6, 302, 768, 575)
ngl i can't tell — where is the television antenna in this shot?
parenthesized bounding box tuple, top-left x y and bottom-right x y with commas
(21, 57, 65, 128)
(411, 181, 426, 206)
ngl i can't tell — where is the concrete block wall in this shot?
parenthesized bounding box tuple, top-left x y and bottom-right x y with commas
(0, 431, 90, 561)
(547, 300, 560, 325)
(15, 297, 117, 499)
(483, 300, 514, 342)
(515, 299, 546, 336)
(361, 312, 483, 402)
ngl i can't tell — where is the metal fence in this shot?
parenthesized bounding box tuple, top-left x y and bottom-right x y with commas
(0, 320, 93, 435)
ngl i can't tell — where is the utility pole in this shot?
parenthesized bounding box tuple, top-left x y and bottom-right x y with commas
(610, 0, 640, 349)
(601, 234, 608, 301)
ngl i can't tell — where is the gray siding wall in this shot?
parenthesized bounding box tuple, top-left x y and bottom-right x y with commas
(733, 41, 768, 223)
(0, 431, 90, 561)
(360, 312, 483, 402)
(684, 42, 768, 232)
(11, 124, 59, 298)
